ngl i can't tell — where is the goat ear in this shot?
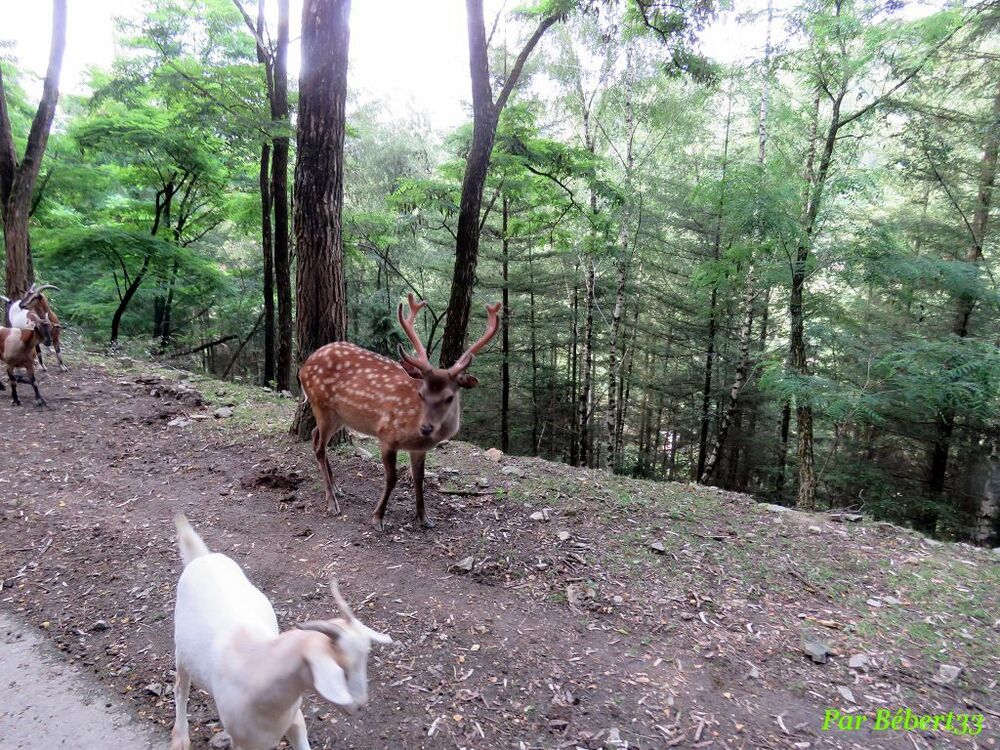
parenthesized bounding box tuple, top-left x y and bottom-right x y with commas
(456, 372, 479, 389)
(304, 645, 354, 707)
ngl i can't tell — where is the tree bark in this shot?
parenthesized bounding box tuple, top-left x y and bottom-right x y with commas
(928, 79, 1000, 508)
(438, 0, 560, 367)
(260, 140, 276, 385)
(578, 258, 596, 467)
(500, 195, 510, 453)
(0, 0, 67, 298)
(272, 0, 293, 393)
(291, 0, 351, 439)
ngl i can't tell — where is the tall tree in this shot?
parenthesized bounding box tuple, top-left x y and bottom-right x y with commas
(438, 0, 566, 367)
(291, 0, 351, 439)
(0, 0, 67, 297)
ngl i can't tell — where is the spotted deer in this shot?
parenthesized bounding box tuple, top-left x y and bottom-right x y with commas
(299, 294, 500, 530)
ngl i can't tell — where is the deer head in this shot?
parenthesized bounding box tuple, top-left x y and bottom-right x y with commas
(395, 293, 501, 438)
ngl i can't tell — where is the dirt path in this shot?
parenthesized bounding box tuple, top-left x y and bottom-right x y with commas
(0, 360, 997, 749)
(0, 611, 160, 749)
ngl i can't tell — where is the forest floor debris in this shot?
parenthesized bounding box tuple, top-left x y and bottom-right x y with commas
(0, 356, 997, 749)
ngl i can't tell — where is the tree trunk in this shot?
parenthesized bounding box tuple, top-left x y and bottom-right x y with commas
(569, 277, 579, 466)
(578, 258, 596, 467)
(272, 0, 293, 393)
(0, 0, 67, 298)
(291, 0, 351, 440)
(438, 0, 559, 366)
(700, 5, 771, 485)
(260, 141, 276, 385)
(500, 195, 510, 453)
(606, 46, 635, 472)
(528, 245, 539, 454)
(929, 80, 1000, 503)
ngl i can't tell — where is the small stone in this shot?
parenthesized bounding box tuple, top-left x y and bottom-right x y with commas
(648, 541, 666, 554)
(167, 416, 191, 428)
(848, 654, 869, 670)
(501, 466, 525, 478)
(451, 556, 474, 573)
(484, 447, 503, 462)
(209, 733, 232, 749)
(808, 525, 822, 534)
(866, 598, 882, 608)
(883, 595, 900, 606)
(529, 510, 550, 522)
(836, 685, 855, 703)
(557, 530, 571, 542)
(90, 619, 110, 632)
(354, 447, 373, 460)
(802, 637, 829, 664)
(612, 595, 624, 605)
(748, 664, 761, 680)
(476, 477, 490, 488)
(605, 727, 628, 748)
(213, 406, 234, 418)
(934, 664, 962, 684)
(145, 682, 164, 697)
(829, 512, 863, 522)
(279, 390, 293, 399)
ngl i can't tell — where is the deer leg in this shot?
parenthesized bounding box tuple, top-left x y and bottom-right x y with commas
(409, 450, 434, 528)
(35, 344, 46, 371)
(370, 447, 398, 531)
(312, 413, 342, 514)
(7, 367, 19, 406)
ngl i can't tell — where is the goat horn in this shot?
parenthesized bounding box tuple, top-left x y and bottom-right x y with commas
(297, 620, 346, 642)
(0, 295, 9, 305)
(35, 284, 60, 294)
(329, 578, 356, 622)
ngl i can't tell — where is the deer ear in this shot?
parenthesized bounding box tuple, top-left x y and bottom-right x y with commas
(456, 373, 479, 389)
(399, 358, 426, 380)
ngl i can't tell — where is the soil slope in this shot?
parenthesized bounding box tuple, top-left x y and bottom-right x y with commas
(0, 357, 997, 749)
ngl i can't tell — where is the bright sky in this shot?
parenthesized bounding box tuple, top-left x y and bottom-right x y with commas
(2, 0, 814, 132)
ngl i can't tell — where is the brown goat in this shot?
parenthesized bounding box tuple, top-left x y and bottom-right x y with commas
(19, 284, 65, 371)
(0, 310, 53, 406)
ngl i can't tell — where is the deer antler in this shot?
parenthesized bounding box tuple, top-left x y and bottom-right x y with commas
(397, 292, 431, 372)
(449, 301, 502, 374)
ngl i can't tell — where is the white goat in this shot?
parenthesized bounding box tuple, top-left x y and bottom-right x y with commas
(172, 514, 393, 750)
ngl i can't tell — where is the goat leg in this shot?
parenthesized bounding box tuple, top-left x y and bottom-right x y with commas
(284, 709, 311, 750)
(170, 663, 192, 750)
(28, 372, 45, 407)
(35, 343, 46, 372)
(7, 368, 19, 406)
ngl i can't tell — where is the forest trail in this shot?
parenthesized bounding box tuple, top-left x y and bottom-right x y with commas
(0, 357, 997, 750)
(0, 611, 160, 749)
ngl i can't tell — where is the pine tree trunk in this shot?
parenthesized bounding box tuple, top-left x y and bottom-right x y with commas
(439, 0, 558, 367)
(291, 0, 351, 440)
(929, 80, 1000, 524)
(273, 0, 293, 393)
(500, 195, 510, 453)
(578, 258, 596, 467)
(260, 141, 276, 386)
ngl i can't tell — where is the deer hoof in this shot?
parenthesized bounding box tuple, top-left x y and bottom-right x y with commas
(59, 365, 69, 373)
(34, 398, 46, 407)
(370, 513, 386, 532)
(418, 515, 435, 529)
